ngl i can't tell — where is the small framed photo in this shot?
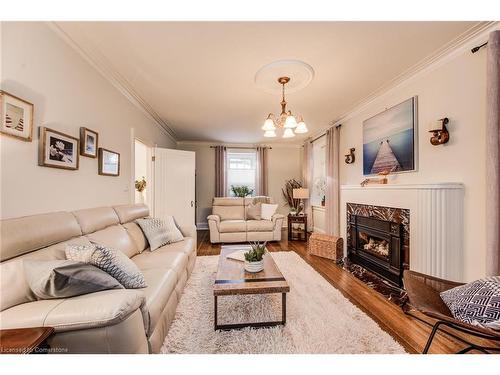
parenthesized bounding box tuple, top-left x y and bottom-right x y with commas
(98, 148, 120, 176)
(38, 127, 79, 170)
(0, 90, 34, 141)
(80, 127, 99, 158)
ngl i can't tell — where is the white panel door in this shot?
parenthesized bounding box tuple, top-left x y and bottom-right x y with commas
(153, 147, 195, 227)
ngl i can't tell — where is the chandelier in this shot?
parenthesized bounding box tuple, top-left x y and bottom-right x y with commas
(261, 76, 308, 138)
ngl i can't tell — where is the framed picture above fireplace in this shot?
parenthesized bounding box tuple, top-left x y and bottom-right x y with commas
(362, 96, 417, 176)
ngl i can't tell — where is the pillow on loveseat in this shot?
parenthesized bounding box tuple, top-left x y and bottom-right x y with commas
(66, 243, 147, 289)
(135, 216, 184, 251)
(440, 276, 500, 330)
(261, 203, 278, 221)
(24, 259, 123, 299)
(246, 202, 262, 220)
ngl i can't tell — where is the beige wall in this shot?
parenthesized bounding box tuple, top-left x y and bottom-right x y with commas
(177, 143, 302, 228)
(0, 22, 176, 219)
(337, 39, 489, 281)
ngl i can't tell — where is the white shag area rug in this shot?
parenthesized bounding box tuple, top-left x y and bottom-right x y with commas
(161, 251, 406, 354)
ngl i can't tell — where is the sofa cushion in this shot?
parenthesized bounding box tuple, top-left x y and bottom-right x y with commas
(132, 249, 188, 274)
(24, 260, 123, 299)
(72, 207, 119, 235)
(246, 220, 274, 232)
(0, 289, 148, 333)
(113, 204, 149, 224)
(219, 220, 247, 233)
(122, 222, 149, 254)
(213, 205, 245, 221)
(141, 268, 177, 335)
(86, 225, 138, 258)
(0, 211, 82, 262)
(157, 238, 195, 256)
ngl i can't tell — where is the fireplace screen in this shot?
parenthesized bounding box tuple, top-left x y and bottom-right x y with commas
(358, 231, 389, 259)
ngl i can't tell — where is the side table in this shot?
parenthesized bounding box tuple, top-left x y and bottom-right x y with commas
(0, 327, 54, 354)
(287, 214, 307, 241)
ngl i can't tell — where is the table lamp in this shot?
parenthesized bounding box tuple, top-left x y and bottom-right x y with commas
(293, 188, 309, 215)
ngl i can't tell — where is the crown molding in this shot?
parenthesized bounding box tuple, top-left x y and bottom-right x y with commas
(176, 140, 302, 149)
(48, 22, 177, 143)
(309, 21, 498, 139)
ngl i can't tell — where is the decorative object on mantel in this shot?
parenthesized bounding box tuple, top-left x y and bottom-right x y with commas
(292, 188, 309, 216)
(282, 179, 303, 213)
(344, 148, 355, 164)
(0, 90, 34, 142)
(360, 170, 390, 187)
(243, 242, 267, 273)
(363, 96, 417, 175)
(98, 147, 120, 176)
(428, 117, 450, 145)
(38, 126, 79, 170)
(261, 76, 308, 138)
(79, 127, 99, 158)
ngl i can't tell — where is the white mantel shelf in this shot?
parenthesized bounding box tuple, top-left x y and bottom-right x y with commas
(341, 183, 464, 190)
(340, 182, 465, 281)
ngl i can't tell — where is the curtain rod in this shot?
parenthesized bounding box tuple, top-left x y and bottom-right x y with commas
(471, 41, 488, 54)
(209, 146, 272, 149)
(309, 124, 342, 143)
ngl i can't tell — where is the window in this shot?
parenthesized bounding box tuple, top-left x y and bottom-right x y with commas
(311, 136, 326, 206)
(226, 148, 257, 196)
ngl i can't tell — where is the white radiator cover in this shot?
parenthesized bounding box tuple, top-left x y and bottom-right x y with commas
(340, 183, 464, 282)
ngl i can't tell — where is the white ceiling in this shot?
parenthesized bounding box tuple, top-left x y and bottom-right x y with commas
(56, 21, 479, 143)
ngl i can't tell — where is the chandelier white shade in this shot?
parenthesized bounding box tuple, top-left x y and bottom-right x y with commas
(261, 76, 308, 138)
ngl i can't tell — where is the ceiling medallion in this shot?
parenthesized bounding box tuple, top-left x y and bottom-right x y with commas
(262, 76, 308, 138)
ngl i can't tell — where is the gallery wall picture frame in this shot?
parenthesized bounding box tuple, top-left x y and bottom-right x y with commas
(362, 96, 418, 176)
(98, 147, 120, 176)
(0, 90, 34, 142)
(80, 127, 99, 158)
(38, 126, 80, 170)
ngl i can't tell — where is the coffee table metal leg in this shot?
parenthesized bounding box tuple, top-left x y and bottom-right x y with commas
(214, 295, 218, 330)
(282, 293, 286, 324)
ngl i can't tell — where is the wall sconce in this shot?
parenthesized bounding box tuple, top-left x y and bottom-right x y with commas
(345, 148, 355, 164)
(428, 118, 450, 145)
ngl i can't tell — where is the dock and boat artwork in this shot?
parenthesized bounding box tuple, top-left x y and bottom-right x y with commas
(363, 97, 417, 176)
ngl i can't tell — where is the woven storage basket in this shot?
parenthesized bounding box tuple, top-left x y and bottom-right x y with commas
(308, 232, 343, 262)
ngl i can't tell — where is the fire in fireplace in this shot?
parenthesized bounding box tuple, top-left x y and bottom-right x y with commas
(347, 213, 405, 287)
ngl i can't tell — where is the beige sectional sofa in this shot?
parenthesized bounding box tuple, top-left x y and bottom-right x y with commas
(207, 197, 285, 243)
(0, 204, 196, 354)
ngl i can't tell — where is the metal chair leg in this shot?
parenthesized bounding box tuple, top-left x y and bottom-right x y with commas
(423, 321, 444, 354)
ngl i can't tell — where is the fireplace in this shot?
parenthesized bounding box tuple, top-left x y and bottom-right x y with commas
(347, 204, 410, 287)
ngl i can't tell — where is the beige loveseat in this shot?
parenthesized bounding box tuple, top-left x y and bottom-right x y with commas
(207, 197, 285, 243)
(0, 204, 196, 354)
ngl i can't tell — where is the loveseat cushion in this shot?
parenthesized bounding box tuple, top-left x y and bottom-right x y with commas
(246, 220, 274, 232)
(0, 289, 148, 333)
(140, 268, 177, 335)
(219, 220, 246, 233)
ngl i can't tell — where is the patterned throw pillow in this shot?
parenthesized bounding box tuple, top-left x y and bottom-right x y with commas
(440, 277, 500, 330)
(66, 244, 147, 289)
(135, 216, 184, 251)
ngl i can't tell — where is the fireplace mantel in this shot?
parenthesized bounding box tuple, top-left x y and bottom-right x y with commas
(340, 182, 465, 281)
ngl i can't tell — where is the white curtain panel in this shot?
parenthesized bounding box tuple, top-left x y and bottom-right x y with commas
(325, 126, 341, 236)
(302, 138, 313, 230)
(256, 146, 269, 196)
(214, 146, 227, 197)
(486, 30, 500, 276)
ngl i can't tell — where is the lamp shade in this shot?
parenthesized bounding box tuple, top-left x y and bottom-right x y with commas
(263, 130, 277, 137)
(293, 188, 309, 199)
(282, 128, 295, 138)
(295, 120, 308, 133)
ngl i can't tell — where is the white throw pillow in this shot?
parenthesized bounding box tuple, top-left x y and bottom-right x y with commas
(261, 203, 278, 221)
(136, 216, 184, 251)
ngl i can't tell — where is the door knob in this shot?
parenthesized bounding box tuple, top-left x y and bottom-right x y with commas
(191, 201, 194, 207)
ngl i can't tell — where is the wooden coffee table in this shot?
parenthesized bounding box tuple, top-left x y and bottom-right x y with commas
(213, 245, 290, 331)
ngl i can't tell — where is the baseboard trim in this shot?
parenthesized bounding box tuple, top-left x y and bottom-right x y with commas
(196, 222, 208, 230)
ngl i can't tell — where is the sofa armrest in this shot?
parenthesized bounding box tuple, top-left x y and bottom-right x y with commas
(271, 213, 285, 223)
(179, 224, 197, 239)
(207, 214, 220, 223)
(0, 289, 149, 334)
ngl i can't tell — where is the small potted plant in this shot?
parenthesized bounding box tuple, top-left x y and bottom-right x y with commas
(231, 185, 254, 198)
(244, 241, 267, 273)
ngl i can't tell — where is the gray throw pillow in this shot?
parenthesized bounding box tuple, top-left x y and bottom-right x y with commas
(66, 243, 147, 289)
(135, 216, 184, 251)
(440, 276, 500, 330)
(246, 202, 262, 220)
(24, 260, 123, 300)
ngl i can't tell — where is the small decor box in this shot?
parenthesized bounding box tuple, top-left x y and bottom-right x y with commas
(308, 233, 344, 263)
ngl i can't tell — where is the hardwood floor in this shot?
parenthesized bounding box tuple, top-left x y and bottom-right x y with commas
(196, 229, 494, 354)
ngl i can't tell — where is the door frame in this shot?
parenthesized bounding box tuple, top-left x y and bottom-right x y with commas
(130, 128, 155, 209)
